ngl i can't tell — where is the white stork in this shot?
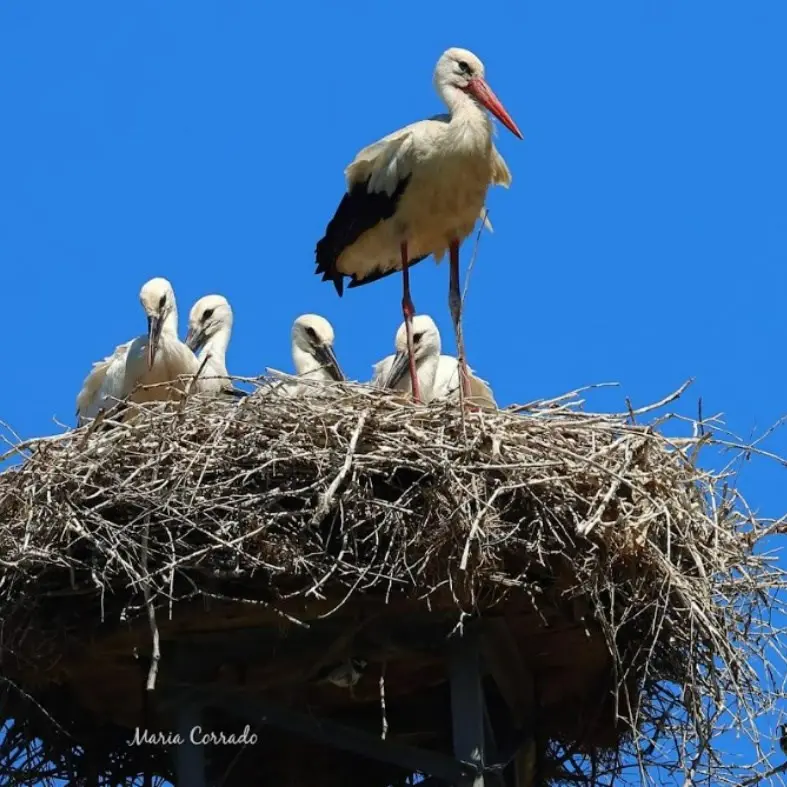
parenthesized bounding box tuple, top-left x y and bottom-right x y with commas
(76, 278, 199, 424)
(291, 314, 344, 384)
(372, 315, 441, 399)
(316, 46, 522, 404)
(76, 341, 132, 425)
(373, 314, 496, 409)
(184, 294, 246, 399)
(266, 315, 345, 398)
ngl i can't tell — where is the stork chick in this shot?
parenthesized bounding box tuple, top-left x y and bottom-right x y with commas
(185, 294, 246, 399)
(291, 314, 344, 384)
(372, 315, 441, 400)
(373, 315, 496, 409)
(76, 277, 199, 424)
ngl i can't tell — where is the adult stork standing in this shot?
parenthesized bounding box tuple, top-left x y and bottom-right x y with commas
(315, 46, 522, 403)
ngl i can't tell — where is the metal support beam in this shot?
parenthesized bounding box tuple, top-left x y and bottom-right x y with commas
(481, 620, 538, 787)
(165, 685, 466, 784)
(482, 703, 507, 787)
(174, 702, 206, 787)
(448, 625, 486, 787)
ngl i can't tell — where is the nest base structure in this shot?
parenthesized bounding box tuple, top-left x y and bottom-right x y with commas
(151, 610, 536, 787)
(10, 590, 607, 786)
(0, 382, 779, 786)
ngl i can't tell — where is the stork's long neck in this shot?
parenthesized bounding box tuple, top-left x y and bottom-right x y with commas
(441, 85, 493, 149)
(293, 344, 328, 380)
(199, 327, 231, 376)
(416, 352, 440, 402)
(161, 306, 180, 339)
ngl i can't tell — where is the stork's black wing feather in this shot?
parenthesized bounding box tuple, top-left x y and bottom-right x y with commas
(315, 175, 413, 296)
(345, 253, 429, 289)
(221, 387, 249, 400)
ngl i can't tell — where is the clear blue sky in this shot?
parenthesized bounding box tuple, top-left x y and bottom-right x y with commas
(0, 0, 785, 779)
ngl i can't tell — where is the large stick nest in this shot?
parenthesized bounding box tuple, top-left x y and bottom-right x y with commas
(0, 380, 783, 786)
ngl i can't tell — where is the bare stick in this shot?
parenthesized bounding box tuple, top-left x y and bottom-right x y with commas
(623, 378, 694, 417)
(379, 660, 388, 740)
(142, 458, 161, 692)
(312, 409, 369, 523)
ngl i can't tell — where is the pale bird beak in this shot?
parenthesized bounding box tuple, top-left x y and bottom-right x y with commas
(147, 315, 163, 370)
(315, 343, 345, 382)
(465, 77, 524, 140)
(383, 350, 410, 390)
(185, 325, 206, 354)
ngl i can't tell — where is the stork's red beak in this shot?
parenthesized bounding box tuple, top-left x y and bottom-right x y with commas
(465, 77, 524, 140)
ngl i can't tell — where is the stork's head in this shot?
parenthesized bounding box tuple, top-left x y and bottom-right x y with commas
(434, 47, 524, 140)
(292, 314, 344, 381)
(383, 315, 441, 390)
(435, 48, 486, 91)
(139, 277, 176, 370)
(185, 294, 233, 354)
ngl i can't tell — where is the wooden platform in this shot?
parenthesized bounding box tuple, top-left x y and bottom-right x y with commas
(5, 591, 622, 785)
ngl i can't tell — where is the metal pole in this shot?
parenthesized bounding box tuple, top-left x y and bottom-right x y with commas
(449, 625, 486, 787)
(174, 702, 206, 787)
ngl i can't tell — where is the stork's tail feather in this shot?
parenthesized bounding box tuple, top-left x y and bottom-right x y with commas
(315, 236, 345, 297)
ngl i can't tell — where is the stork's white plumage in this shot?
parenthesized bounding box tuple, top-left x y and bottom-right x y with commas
(372, 315, 441, 399)
(75, 341, 134, 424)
(316, 47, 522, 404)
(373, 315, 496, 409)
(185, 294, 246, 399)
(432, 354, 497, 410)
(291, 314, 344, 383)
(76, 278, 199, 424)
(267, 315, 345, 398)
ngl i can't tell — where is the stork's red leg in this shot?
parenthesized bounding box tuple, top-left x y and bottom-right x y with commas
(400, 242, 421, 404)
(448, 239, 471, 399)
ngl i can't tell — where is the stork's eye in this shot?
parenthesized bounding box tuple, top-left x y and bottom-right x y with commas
(202, 308, 215, 321)
(458, 60, 472, 75)
(158, 294, 167, 309)
(306, 326, 317, 339)
(413, 332, 424, 343)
